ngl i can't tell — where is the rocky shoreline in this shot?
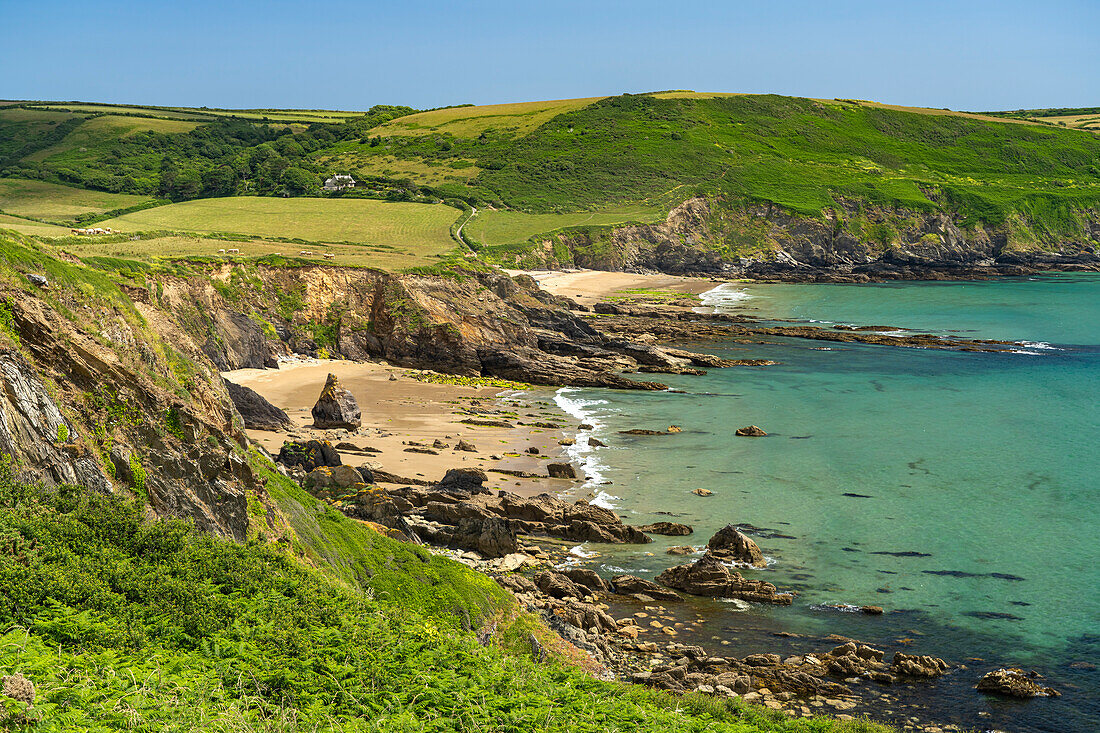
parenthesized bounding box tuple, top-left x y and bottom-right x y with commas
(217, 272, 1079, 732)
(234, 366, 1059, 733)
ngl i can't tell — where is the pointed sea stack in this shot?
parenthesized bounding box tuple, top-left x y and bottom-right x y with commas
(311, 373, 362, 430)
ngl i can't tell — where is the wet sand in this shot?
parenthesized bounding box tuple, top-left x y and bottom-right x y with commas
(223, 359, 582, 497)
(506, 268, 720, 307)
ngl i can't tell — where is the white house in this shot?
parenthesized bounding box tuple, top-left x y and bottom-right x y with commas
(323, 174, 356, 192)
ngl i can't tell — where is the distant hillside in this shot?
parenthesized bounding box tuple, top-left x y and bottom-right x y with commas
(2, 92, 1098, 275)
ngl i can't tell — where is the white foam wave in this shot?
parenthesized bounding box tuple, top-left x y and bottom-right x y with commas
(569, 544, 597, 559)
(554, 387, 614, 505)
(1015, 341, 1062, 351)
(810, 603, 861, 614)
(697, 283, 752, 314)
(590, 489, 620, 509)
(719, 598, 752, 611)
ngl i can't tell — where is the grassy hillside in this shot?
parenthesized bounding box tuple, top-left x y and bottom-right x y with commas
(370, 97, 606, 138)
(0, 456, 892, 732)
(25, 102, 371, 124)
(4, 92, 1099, 263)
(0, 179, 153, 223)
(463, 204, 665, 248)
(87, 196, 464, 269)
(100, 196, 461, 248)
(981, 106, 1100, 131)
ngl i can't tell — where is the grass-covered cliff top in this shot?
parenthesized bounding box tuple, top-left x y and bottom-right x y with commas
(0, 458, 896, 732)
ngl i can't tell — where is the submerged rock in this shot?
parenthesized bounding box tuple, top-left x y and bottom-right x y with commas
(311, 373, 361, 430)
(706, 524, 767, 567)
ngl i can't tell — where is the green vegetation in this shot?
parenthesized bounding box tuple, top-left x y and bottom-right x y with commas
(463, 204, 664, 249)
(370, 97, 606, 139)
(4, 91, 1099, 266)
(406, 370, 532, 390)
(99, 196, 461, 250)
(2, 103, 416, 199)
(471, 95, 1100, 226)
(0, 179, 152, 224)
(0, 457, 894, 732)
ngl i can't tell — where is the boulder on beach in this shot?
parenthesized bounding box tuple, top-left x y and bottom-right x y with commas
(223, 378, 291, 431)
(437, 467, 489, 493)
(454, 439, 477, 452)
(735, 425, 767, 437)
(311, 373, 361, 430)
(706, 524, 767, 567)
(976, 668, 1060, 697)
(547, 462, 578, 479)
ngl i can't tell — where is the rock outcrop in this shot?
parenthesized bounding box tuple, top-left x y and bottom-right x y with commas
(311, 373, 361, 430)
(655, 556, 793, 604)
(0, 258, 265, 542)
(276, 440, 342, 472)
(636, 521, 693, 536)
(706, 524, 767, 567)
(735, 425, 767, 437)
(976, 668, 1061, 698)
(611, 574, 682, 602)
(223, 378, 291, 430)
(506, 196, 1100, 281)
(343, 484, 651, 555)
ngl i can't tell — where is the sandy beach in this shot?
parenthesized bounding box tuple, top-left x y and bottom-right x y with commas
(506, 268, 721, 306)
(224, 359, 584, 497)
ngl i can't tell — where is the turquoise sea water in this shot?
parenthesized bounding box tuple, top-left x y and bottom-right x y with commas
(555, 273, 1100, 732)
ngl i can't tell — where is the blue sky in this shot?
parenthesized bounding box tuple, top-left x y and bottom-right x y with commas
(3, 0, 1097, 111)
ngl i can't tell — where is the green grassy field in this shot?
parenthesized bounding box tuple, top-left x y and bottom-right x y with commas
(27, 102, 369, 124)
(0, 178, 152, 223)
(101, 196, 460, 245)
(0, 213, 73, 236)
(64, 233, 455, 270)
(464, 204, 666, 247)
(370, 97, 605, 138)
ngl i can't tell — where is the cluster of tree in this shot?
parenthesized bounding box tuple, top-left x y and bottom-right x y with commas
(2, 105, 418, 201)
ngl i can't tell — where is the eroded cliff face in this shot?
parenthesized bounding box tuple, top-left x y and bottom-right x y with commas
(509, 197, 1100, 279)
(0, 261, 262, 540)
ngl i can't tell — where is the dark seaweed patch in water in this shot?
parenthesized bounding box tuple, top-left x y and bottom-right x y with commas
(790, 435, 813, 439)
(964, 611, 1025, 621)
(870, 550, 933, 557)
(923, 570, 1026, 581)
(843, 492, 874, 498)
(842, 547, 861, 552)
(907, 459, 932, 475)
(1010, 601, 1032, 607)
